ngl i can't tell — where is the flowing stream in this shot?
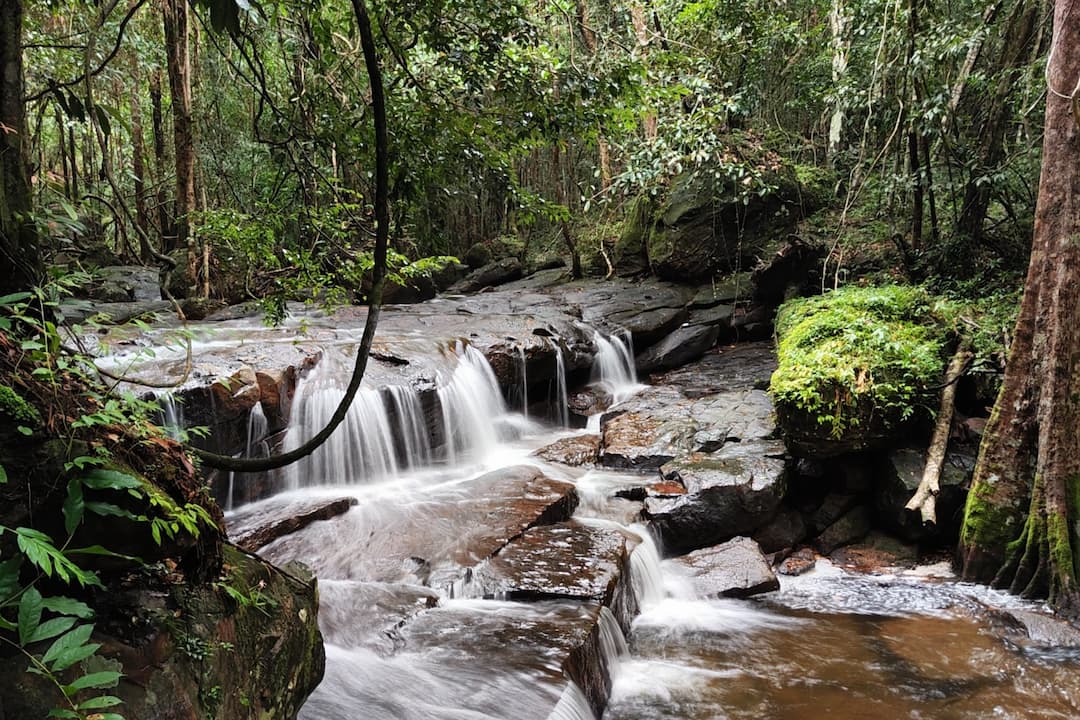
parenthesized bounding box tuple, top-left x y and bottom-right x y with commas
(218, 333, 1080, 720)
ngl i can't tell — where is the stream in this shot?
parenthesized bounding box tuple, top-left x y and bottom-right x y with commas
(101, 289, 1080, 720)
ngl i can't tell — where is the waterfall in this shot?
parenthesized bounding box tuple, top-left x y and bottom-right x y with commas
(627, 524, 666, 609)
(591, 330, 640, 404)
(157, 392, 185, 440)
(437, 342, 508, 464)
(552, 340, 569, 427)
(517, 345, 529, 419)
(597, 605, 629, 672)
(547, 682, 595, 720)
(385, 385, 431, 469)
(227, 401, 269, 511)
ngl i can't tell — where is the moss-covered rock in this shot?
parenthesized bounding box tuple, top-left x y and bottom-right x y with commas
(769, 285, 949, 457)
(613, 195, 653, 276)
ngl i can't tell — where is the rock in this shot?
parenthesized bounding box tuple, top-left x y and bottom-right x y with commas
(571, 279, 694, 347)
(813, 505, 872, 554)
(613, 195, 653, 276)
(0, 545, 324, 720)
(806, 492, 860, 534)
(635, 324, 719, 374)
(653, 341, 777, 397)
(675, 536, 780, 598)
(382, 275, 437, 304)
(228, 495, 358, 552)
(644, 161, 802, 282)
(599, 387, 691, 469)
(778, 547, 818, 576)
(829, 531, 919, 572)
(469, 521, 638, 629)
(874, 447, 975, 542)
(533, 434, 601, 466)
(261, 465, 580, 589)
(317, 579, 439, 653)
(690, 273, 754, 308)
(568, 386, 614, 419)
(448, 257, 523, 293)
(991, 608, 1080, 649)
(180, 296, 227, 320)
(752, 508, 808, 553)
(464, 242, 493, 269)
(686, 303, 736, 329)
(645, 439, 788, 554)
(750, 236, 825, 306)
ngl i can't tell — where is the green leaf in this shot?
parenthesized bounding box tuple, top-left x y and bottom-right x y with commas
(0, 463, 7, 484)
(47, 709, 79, 719)
(63, 477, 85, 535)
(76, 694, 122, 710)
(17, 426, 32, 436)
(43, 624, 96, 670)
(64, 670, 122, 692)
(0, 291, 33, 306)
(28, 615, 77, 643)
(15, 528, 101, 588)
(67, 545, 138, 562)
(84, 502, 138, 521)
(81, 469, 143, 492)
(18, 587, 43, 645)
(0, 556, 21, 602)
(40, 596, 94, 619)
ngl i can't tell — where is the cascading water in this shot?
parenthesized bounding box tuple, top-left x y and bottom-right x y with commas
(226, 401, 268, 511)
(157, 392, 185, 441)
(552, 340, 569, 427)
(591, 330, 641, 407)
(437, 342, 510, 464)
(517, 345, 529, 419)
(385, 384, 432, 469)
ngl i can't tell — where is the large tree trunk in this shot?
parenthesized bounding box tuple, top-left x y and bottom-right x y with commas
(0, 0, 43, 297)
(958, 3, 1080, 617)
(163, 0, 197, 295)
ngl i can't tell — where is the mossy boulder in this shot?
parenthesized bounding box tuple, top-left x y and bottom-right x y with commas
(642, 140, 811, 283)
(769, 285, 949, 457)
(613, 195, 653, 276)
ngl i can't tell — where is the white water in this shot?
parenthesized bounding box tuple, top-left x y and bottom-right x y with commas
(517, 345, 529, 419)
(386, 384, 432, 470)
(438, 342, 511, 465)
(157, 391, 185, 441)
(552, 340, 569, 427)
(590, 331, 641, 404)
(226, 401, 268, 511)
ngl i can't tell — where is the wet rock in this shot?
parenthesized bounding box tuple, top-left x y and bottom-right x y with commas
(470, 521, 638, 628)
(395, 600, 620, 719)
(448, 257, 523, 293)
(875, 447, 975, 542)
(261, 466, 580, 589)
(686, 303, 736, 329)
(690, 273, 754, 308)
(807, 492, 861, 534)
(569, 279, 694, 347)
(990, 608, 1080, 650)
(0, 545, 324, 720)
(813, 505, 872, 554)
(653, 341, 777, 397)
(676, 536, 780, 598)
(635, 324, 719, 374)
(777, 547, 818, 576)
(317, 579, 439, 653)
(753, 508, 808, 553)
(599, 387, 691, 469)
(568, 386, 613, 419)
(645, 439, 788, 554)
(62, 299, 175, 325)
(829, 531, 919, 572)
(533, 434, 601, 466)
(750, 236, 825, 306)
(228, 495, 358, 552)
(180, 296, 227, 320)
(614, 195, 653, 276)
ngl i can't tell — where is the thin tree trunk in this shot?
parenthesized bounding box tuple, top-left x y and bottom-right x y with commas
(958, 0, 1080, 616)
(0, 0, 44, 297)
(131, 79, 151, 257)
(149, 71, 171, 246)
(163, 0, 197, 295)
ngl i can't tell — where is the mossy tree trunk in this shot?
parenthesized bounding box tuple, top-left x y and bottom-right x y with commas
(958, 4, 1080, 616)
(0, 0, 44, 298)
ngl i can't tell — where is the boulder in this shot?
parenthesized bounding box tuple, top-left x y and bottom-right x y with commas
(750, 236, 825, 306)
(675, 536, 780, 598)
(686, 303, 735, 330)
(448, 257, 523, 293)
(752, 508, 808, 553)
(645, 439, 788, 554)
(690, 273, 754, 308)
(533, 434, 601, 466)
(613, 195, 653, 276)
(813, 505, 872, 554)
(778, 547, 818, 576)
(228, 495, 358, 552)
(635, 324, 719, 374)
(874, 447, 975, 542)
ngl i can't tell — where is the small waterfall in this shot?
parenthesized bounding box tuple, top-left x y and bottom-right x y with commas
(552, 340, 569, 427)
(598, 605, 630, 667)
(517, 345, 529, 419)
(386, 385, 431, 469)
(226, 401, 269, 510)
(547, 682, 595, 720)
(437, 342, 508, 464)
(282, 367, 400, 488)
(157, 392, 185, 440)
(628, 524, 666, 609)
(592, 331, 637, 389)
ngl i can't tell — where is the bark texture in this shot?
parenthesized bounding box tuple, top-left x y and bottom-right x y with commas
(163, 0, 197, 294)
(0, 0, 44, 297)
(958, 3, 1080, 616)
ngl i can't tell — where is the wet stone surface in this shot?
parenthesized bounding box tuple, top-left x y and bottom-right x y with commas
(228, 495, 358, 552)
(675, 536, 780, 598)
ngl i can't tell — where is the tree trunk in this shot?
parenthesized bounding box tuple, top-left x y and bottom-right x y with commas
(149, 71, 172, 246)
(0, 0, 44, 297)
(163, 0, 197, 295)
(131, 78, 151, 257)
(958, 2, 1080, 617)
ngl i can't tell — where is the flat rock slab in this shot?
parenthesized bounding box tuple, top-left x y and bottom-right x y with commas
(676, 536, 780, 598)
(645, 439, 788, 553)
(317, 579, 439, 653)
(533, 434, 601, 466)
(396, 599, 622, 718)
(469, 522, 638, 627)
(635, 324, 719, 374)
(260, 466, 579, 589)
(227, 495, 358, 552)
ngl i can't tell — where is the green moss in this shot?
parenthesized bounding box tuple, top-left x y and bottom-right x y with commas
(0, 384, 40, 426)
(958, 479, 1023, 555)
(770, 285, 948, 439)
(793, 164, 836, 210)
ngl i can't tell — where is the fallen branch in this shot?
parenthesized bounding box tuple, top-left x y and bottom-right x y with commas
(905, 340, 973, 526)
